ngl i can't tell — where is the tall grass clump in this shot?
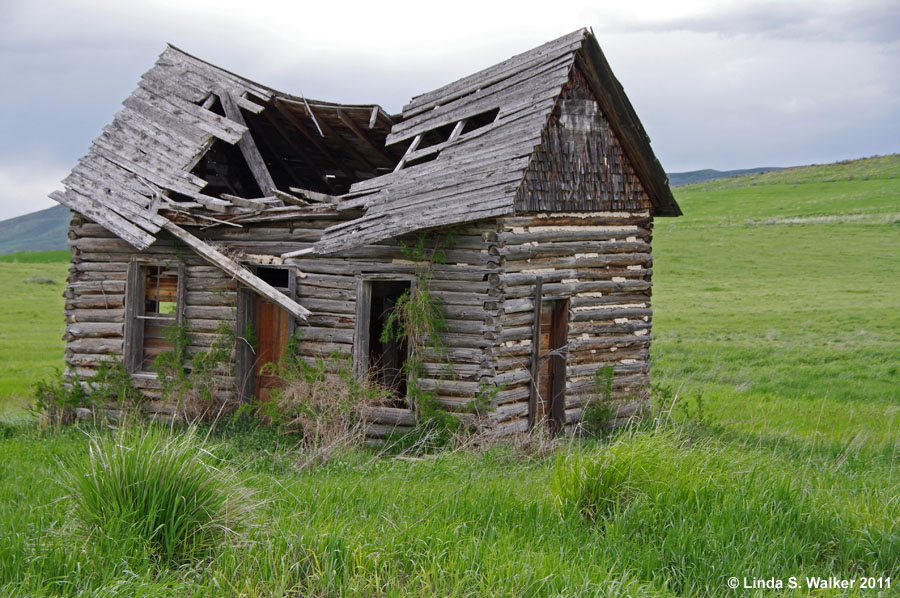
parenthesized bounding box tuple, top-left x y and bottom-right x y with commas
(64, 425, 251, 566)
(553, 430, 899, 596)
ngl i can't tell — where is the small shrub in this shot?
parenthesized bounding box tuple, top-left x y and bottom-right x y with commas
(33, 370, 90, 425)
(552, 445, 641, 521)
(33, 359, 143, 425)
(255, 347, 391, 465)
(64, 425, 251, 565)
(580, 365, 616, 435)
(154, 321, 236, 421)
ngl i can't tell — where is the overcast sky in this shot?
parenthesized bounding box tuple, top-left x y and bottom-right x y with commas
(1, 0, 897, 219)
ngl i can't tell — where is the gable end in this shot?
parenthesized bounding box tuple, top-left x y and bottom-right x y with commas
(515, 65, 652, 213)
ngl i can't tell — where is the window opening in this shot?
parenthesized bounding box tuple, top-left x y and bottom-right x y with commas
(461, 107, 499, 135)
(136, 265, 180, 371)
(255, 266, 290, 289)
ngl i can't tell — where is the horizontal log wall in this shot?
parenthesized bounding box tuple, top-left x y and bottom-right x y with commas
(486, 210, 653, 433)
(65, 213, 239, 402)
(280, 221, 500, 436)
(64, 209, 653, 435)
(63, 213, 499, 432)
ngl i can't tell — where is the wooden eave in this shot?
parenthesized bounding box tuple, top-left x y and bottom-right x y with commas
(574, 34, 681, 217)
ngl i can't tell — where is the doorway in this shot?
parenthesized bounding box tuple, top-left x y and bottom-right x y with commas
(237, 266, 296, 403)
(355, 279, 412, 401)
(533, 298, 569, 432)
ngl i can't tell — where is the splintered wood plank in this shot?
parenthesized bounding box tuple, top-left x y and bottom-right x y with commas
(162, 221, 310, 321)
(220, 91, 277, 195)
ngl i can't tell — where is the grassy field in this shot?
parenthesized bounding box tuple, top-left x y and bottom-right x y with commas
(0, 156, 898, 596)
(0, 250, 68, 418)
(652, 155, 900, 452)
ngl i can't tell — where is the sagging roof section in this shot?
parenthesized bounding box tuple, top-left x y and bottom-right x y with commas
(311, 28, 679, 255)
(51, 44, 402, 251)
(51, 45, 404, 320)
(52, 29, 679, 277)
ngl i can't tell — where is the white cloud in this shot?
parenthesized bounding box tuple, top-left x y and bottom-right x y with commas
(0, 160, 68, 220)
(0, 0, 898, 219)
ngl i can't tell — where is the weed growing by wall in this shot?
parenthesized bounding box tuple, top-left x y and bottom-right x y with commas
(154, 321, 236, 421)
(380, 231, 460, 434)
(33, 359, 144, 425)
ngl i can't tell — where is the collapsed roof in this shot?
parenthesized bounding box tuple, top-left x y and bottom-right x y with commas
(51, 28, 680, 316)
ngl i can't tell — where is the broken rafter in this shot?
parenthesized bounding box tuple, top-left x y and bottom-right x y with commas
(270, 189, 310, 206)
(287, 187, 339, 204)
(162, 221, 310, 320)
(260, 107, 337, 194)
(393, 134, 422, 172)
(335, 108, 394, 163)
(244, 119, 304, 195)
(219, 91, 277, 196)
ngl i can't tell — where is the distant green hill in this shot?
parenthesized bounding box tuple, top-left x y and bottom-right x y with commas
(0, 155, 895, 254)
(0, 204, 70, 255)
(667, 166, 784, 187)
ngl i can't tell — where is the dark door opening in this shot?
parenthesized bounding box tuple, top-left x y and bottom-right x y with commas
(367, 280, 411, 399)
(535, 299, 569, 432)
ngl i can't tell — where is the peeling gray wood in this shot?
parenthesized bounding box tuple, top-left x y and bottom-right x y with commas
(219, 91, 277, 195)
(162, 221, 310, 321)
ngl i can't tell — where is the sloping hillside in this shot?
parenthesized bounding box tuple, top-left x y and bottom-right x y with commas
(667, 166, 783, 186)
(0, 204, 70, 254)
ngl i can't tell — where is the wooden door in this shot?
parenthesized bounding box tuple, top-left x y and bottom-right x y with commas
(535, 299, 569, 431)
(253, 296, 290, 403)
(537, 307, 553, 421)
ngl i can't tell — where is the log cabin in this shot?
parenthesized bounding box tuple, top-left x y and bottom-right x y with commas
(52, 28, 681, 436)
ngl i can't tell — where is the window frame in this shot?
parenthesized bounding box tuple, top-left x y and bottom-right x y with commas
(124, 259, 186, 374)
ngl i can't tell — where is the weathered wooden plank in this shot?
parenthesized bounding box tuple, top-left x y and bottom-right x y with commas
(220, 91, 277, 195)
(162, 222, 310, 320)
(51, 191, 154, 249)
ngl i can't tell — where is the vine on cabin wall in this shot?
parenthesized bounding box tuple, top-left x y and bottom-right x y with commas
(154, 320, 236, 420)
(380, 230, 464, 432)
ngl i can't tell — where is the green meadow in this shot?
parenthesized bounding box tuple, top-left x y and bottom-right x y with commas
(0, 250, 68, 418)
(0, 155, 898, 596)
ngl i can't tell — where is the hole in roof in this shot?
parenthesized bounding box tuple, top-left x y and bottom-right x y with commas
(461, 108, 500, 135)
(196, 94, 226, 117)
(190, 138, 262, 199)
(403, 152, 440, 169)
(417, 122, 456, 150)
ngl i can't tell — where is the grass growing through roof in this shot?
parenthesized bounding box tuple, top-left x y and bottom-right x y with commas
(0, 155, 898, 595)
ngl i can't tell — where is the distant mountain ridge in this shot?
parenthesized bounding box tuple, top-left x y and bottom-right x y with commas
(667, 167, 785, 187)
(0, 158, 881, 254)
(0, 204, 70, 255)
